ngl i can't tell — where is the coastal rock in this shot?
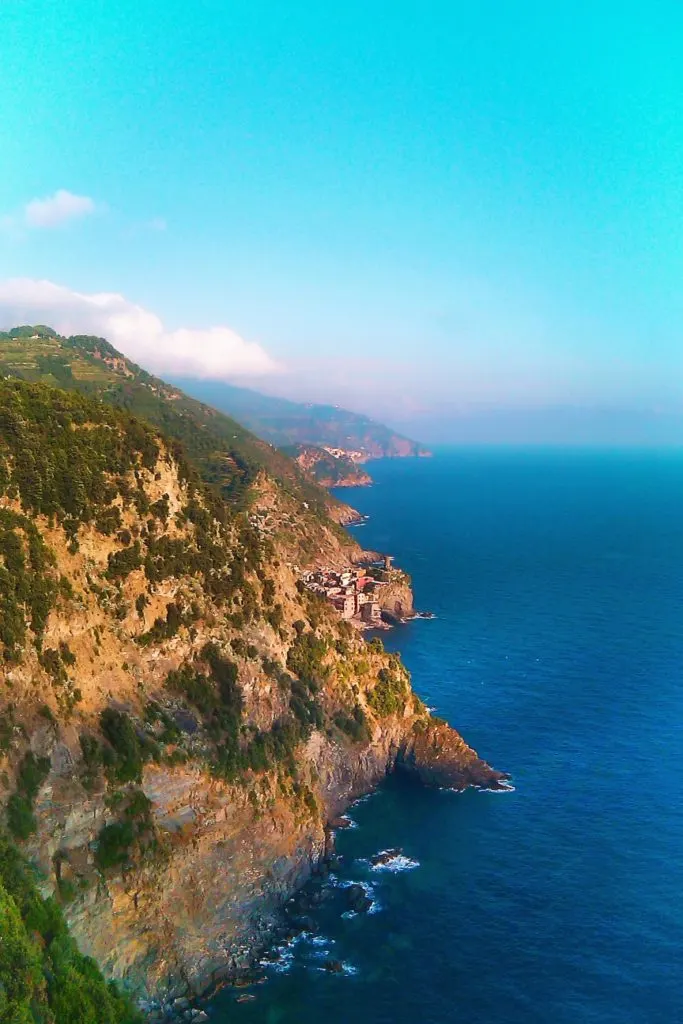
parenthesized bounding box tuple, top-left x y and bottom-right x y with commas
(376, 574, 415, 621)
(346, 884, 372, 914)
(398, 721, 511, 791)
(292, 445, 374, 488)
(370, 848, 403, 867)
(330, 815, 354, 829)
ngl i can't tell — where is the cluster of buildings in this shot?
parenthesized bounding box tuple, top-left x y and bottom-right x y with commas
(321, 446, 366, 463)
(301, 560, 393, 626)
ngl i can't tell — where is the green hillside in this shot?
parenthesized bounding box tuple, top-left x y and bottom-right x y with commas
(0, 833, 141, 1022)
(0, 327, 352, 534)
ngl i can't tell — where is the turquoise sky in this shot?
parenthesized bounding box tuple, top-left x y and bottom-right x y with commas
(1, 1, 682, 440)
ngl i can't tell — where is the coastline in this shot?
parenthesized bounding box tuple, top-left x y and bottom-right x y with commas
(157, 480, 508, 1017)
(138, 456, 507, 1015)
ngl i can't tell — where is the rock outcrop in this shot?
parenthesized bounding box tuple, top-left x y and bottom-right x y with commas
(376, 572, 415, 621)
(291, 445, 373, 488)
(398, 721, 512, 791)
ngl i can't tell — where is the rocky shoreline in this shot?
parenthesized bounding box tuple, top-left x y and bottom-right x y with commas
(139, 726, 510, 1019)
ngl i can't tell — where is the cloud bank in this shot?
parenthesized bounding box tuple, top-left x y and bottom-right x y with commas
(24, 190, 96, 228)
(0, 279, 281, 379)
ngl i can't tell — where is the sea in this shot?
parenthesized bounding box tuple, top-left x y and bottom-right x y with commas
(210, 447, 683, 1023)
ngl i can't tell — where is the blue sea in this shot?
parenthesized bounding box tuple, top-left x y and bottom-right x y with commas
(211, 448, 683, 1023)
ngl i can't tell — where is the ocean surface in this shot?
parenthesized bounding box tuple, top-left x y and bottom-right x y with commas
(211, 447, 683, 1023)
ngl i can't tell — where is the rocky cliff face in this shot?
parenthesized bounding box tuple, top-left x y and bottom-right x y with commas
(291, 445, 373, 488)
(372, 570, 415, 621)
(25, 708, 506, 1003)
(0, 379, 505, 1008)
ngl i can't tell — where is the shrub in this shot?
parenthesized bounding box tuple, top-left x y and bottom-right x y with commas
(95, 788, 152, 873)
(286, 631, 329, 686)
(367, 667, 407, 717)
(150, 494, 170, 522)
(95, 505, 122, 535)
(106, 541, 142, 580)
(99, 709, 142, 783)
(165, 665, 215, 716)
(334, 705, 371, 744)
(6, 752, 50, 839)
(94, 821, 135, 871)
(7, 794, 37, 840)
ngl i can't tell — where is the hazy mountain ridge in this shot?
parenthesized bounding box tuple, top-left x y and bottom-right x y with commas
(169, 377, 431, 459)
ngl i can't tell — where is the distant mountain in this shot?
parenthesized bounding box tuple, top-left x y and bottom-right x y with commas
(169, 378, 431, 459)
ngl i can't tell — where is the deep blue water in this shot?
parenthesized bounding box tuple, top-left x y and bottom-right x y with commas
(212, 448, 683, 1023)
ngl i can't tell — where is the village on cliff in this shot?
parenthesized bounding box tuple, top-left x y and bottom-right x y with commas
(301, 555, 403, 628)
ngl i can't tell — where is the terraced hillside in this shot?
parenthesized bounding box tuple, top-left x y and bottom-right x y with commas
(0, 327, 360, 563)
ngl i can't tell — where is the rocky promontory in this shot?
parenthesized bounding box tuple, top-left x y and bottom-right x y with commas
(398, 720, 512, 791)
(290, 444, 374, 488)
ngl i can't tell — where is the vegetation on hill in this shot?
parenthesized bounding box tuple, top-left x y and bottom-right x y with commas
(0, 327, 355, 547)
(0, 832, 142, 1023)
(0, 371, 415, 820)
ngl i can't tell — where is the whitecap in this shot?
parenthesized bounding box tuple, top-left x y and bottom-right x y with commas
(349, 790, 378, 808)
(313, 961, 359, 976)
(310, 948, 333, 960)
(335, 879, 376, 897)
(260, 946, 295, 973)
(370, 853, 419, 873)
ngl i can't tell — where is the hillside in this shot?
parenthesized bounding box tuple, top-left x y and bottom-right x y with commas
(0, 327, 362, 562)
(286, 444, 373, 488)
(168, 376, 431, 458)
(0, 378, 506, 1013)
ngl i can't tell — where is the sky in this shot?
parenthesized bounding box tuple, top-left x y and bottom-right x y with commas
(1, 0, 682, 443)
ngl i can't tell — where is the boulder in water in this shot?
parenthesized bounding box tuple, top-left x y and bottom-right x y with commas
(346, 884, 372, 913)
(370, 848, 403, 867)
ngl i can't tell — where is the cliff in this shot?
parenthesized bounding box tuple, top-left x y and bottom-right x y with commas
(375, 571, 415, 621)
(288, 444, 373, 488)
(0, 374, 506, 1011)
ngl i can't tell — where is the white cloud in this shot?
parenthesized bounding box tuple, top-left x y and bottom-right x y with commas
(23, 189, 96, 228)
(0, 278, 281, 379)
